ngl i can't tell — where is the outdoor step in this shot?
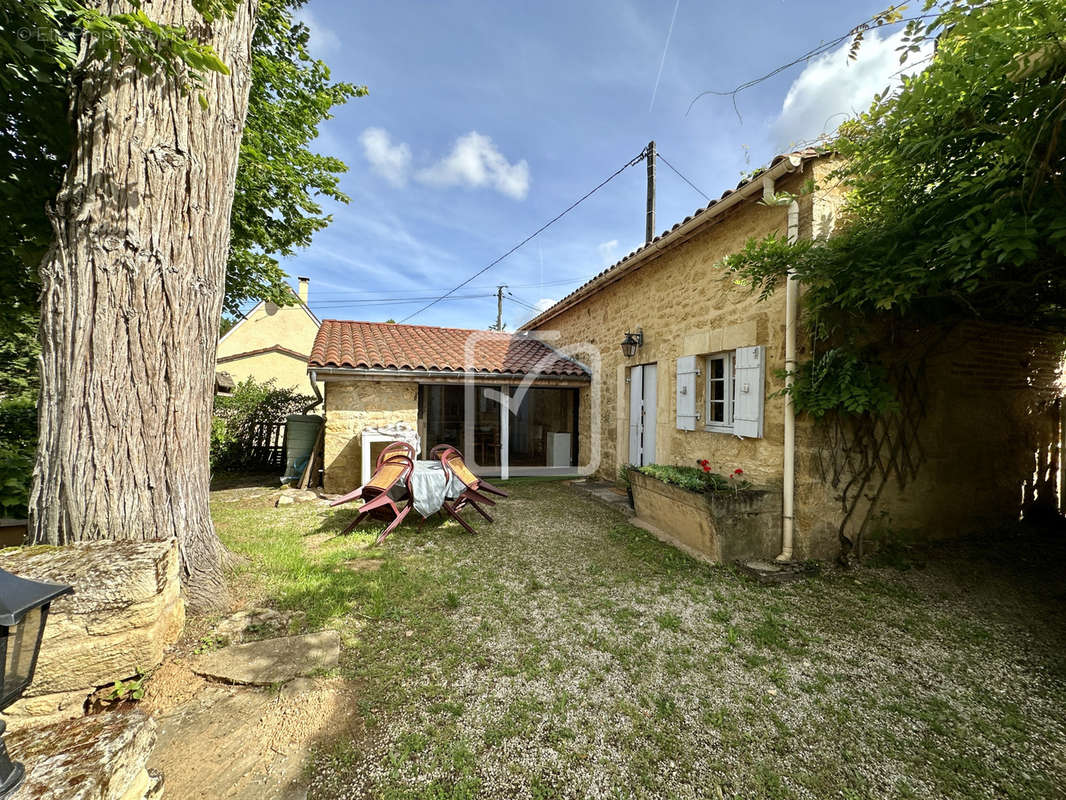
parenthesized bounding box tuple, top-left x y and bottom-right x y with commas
(189, 630, 340, 686)
(568, 479, 634, 517)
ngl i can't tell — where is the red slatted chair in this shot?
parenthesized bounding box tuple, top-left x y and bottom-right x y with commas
(430, 444, 508, 533)
(376, 440, 416, 469)
(330, 449, 414, 544)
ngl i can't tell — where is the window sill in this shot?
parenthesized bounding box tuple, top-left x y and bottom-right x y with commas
(703, 425, 735, 435)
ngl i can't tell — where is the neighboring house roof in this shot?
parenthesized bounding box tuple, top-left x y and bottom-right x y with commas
(520, 148, 825, 330)
(217, 345, 311, 364)
(309, 320, 589, 377)
(216, 287, 321, 349)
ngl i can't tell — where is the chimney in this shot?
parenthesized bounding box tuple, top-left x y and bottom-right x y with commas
(297, 276, 309, 304)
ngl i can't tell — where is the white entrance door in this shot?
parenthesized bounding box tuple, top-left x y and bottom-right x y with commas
(628, 363, 657, 466)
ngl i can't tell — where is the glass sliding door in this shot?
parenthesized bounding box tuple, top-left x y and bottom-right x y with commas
(421, 383, 579, 473)
(508, 386, 578, 468)
(420, 384, 503, 468)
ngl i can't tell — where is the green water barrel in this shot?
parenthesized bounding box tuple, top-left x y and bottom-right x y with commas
(283, 414, 324, 481)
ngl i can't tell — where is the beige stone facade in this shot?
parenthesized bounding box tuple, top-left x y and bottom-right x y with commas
(322, 380, 419, 492)
(528, 167, 816, 486)
(527, 155, 1065, 558)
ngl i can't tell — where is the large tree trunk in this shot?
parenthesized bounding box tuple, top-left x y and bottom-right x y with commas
(30, 0, 258, 612)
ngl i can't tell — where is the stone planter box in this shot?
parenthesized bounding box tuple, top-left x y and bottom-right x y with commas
(629, 470, 782, 564)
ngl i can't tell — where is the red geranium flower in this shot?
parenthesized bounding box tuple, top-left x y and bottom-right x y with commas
(733, 468, 743, 475)
(697, 459, 708, 467)
(702, 465, 711, 473)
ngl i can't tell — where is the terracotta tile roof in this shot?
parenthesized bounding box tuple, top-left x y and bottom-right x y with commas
(309, 320, 589, 377)
(519, 148, 825, 330)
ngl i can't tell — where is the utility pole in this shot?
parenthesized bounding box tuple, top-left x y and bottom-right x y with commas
(645, 140, 656, 245)
(493, 284, 506, 330)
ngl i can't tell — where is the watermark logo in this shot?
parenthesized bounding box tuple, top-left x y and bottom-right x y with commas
(459, 329, 601, 478)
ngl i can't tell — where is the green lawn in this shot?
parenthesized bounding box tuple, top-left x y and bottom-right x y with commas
(211, 478, 1066, 800)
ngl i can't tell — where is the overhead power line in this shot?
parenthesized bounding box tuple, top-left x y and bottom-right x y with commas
(311, 293, 495, 309)
(506, 292, 541, 313)
(685, 8, 940, 119)
(399, 147, 649, 323)
(304, 274, 597, 301)
(656, 152, 710, 202)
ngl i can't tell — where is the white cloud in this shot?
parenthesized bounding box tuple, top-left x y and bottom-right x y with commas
(534, 298, 557, 312)
(597, 239, 619, 264)
(292, 7, 340, 56)
(417, 132, 530, 200)
(359, 128, 412, 187)
(771, 30, 932, 149)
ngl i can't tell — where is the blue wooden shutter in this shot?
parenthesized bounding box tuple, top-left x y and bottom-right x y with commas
(732, 346, 765, 438)
(676, 356, 699, 431)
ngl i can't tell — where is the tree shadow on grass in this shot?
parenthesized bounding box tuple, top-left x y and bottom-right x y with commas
(210, 470, 279, 491)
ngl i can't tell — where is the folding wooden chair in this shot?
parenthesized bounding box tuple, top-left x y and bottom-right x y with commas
(330, 450, 414, 544)
(430, 444, 508, 533)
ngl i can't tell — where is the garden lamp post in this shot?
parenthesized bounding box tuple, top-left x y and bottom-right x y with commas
(0, 568, 73, 798)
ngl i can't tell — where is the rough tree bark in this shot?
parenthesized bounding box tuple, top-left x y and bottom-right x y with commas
(30, 0, 258, 612)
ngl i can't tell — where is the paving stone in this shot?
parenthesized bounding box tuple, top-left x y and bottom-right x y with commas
(736, 559, 819, 584)
(150, 679, 358, 800)
(190, 631, 340, 686)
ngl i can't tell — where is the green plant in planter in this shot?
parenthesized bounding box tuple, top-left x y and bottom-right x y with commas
(639, 464, 726, 493)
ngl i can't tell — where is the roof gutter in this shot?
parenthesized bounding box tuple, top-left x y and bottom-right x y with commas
(310, 366, 590, 383)
(520, 153, 805, 330)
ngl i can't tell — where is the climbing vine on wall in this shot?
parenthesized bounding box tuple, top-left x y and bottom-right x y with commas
(724, 0, 1066, 418)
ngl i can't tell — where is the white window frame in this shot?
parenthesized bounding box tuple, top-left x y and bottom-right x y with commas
(704, 351, 734, 433)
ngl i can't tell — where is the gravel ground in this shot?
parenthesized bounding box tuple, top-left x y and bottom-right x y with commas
(213, 478, 1066, 800)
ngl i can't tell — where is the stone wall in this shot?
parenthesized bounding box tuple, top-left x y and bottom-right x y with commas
(794, 322, 1066, 558)
(323, 379, 419, 492)
(0, 539, 184, 730)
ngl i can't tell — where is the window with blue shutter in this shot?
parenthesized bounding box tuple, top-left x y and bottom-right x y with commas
(731, 345, 765, 438)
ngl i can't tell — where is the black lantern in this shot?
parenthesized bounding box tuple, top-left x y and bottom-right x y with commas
(0, 568, 73, 798)
(620, 330, 644, 358)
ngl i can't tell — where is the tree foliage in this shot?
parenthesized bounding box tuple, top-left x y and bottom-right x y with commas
(226, 0, 365, 313)
(724, 0, 1066, 415)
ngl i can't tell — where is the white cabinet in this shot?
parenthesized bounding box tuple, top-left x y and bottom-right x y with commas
(546, 432, 572, 467)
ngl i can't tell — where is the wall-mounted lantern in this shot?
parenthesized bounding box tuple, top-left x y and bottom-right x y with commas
(620, 330, 644, 358)
(0, 568, 73, 798)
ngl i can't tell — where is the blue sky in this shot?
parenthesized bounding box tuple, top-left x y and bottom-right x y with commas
(280, 0, 916, 330)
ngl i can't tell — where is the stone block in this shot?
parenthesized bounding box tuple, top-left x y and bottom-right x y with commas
(7, 710, 159, 800)
(0, 540, 184, 704)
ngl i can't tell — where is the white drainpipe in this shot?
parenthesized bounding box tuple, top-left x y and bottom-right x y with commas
(762, 175, 801, 562)
(779, 200, 800, 562)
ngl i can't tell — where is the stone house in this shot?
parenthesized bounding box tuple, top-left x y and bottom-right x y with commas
(519, 150, 1065, 560)
(309, 321, 590, 493)
(216, 277, 321, 393)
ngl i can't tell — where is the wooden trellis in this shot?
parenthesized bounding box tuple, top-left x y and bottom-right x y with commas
(814, 361, 929, 561)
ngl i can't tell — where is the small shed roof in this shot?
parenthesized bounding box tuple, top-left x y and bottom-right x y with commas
(309, 320, 589, 378)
